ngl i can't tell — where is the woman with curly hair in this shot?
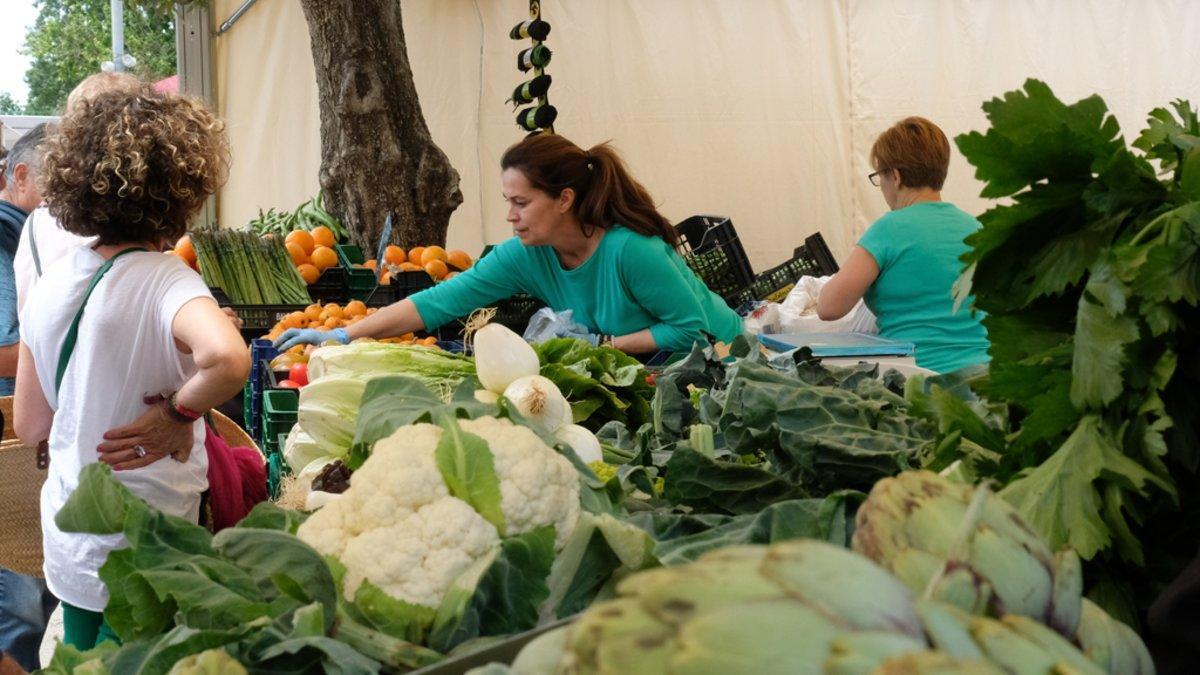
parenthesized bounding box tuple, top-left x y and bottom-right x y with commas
(12, 86, 249, 649)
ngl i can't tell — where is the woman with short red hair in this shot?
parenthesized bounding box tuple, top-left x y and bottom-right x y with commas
(817, 117, 989, 373)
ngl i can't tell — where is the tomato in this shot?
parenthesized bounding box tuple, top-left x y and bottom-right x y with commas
(278, 379, 302, 389)
(289, 363, 309, 386)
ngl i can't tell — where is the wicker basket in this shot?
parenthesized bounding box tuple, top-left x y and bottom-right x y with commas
(0, 396, 43, 577)
(0, 404, 256, 579)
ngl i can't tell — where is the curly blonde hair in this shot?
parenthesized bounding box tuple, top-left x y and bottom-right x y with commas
(40, 85, 229, 245)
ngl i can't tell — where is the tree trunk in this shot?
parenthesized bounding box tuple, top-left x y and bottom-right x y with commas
(297, 0, 462, 251)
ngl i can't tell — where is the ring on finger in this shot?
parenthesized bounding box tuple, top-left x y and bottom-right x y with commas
(134, 445, 147, 458)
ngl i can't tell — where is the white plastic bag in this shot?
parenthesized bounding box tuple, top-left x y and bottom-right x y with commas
(775, 275, 877, 334)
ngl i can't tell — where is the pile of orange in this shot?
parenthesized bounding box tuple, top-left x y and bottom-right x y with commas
(265, 300, 374, 341)
(375, 245, 473, 284)
(167, 235, 200, 272)
(283, 226, 339, 285)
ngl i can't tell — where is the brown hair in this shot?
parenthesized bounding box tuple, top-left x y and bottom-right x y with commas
(869, 116, 951, 190)
(500, 133, 679, 247)
(40, 85, 229, 246)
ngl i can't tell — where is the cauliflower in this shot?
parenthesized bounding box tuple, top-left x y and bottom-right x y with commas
(297, 416, 581, 610)
(459, 417, 581, 549)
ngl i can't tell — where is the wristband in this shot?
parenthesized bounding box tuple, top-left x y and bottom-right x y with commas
(165, 392, 204, 423)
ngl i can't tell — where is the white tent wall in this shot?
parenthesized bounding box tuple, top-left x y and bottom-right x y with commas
(212, 0, 1200, 270)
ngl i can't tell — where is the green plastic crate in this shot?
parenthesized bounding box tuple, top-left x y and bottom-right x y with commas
(261, 389, 298, 456)
(335, 244, 380, 301)
(267, 452, 284, 500)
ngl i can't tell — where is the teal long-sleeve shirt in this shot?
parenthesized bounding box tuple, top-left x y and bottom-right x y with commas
(409, 227, 743, 351)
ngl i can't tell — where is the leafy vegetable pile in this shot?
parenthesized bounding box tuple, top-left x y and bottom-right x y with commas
(582, 339, 939, 563)
(534, 338, 654, 431)
(927, 79, 1200, 624)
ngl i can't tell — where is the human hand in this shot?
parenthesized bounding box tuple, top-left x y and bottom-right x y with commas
(274, 327, 349, 351)
(96, 401, 194, 471)
(221, 307, 244, 330)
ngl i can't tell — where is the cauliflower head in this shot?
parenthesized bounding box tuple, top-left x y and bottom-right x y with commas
(459, 417, 581, 549)
(296, 417, 582, 609)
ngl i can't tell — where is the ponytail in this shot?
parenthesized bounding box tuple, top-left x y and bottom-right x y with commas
(500, 133, 679, 247)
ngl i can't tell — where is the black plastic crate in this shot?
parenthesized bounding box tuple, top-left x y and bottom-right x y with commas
(674, 215, 755, 307)
(308, 266, 349, 304)
(231, 305, 310, 340)
(798, 232, 839, 276)
(391, 270, 435, 301)
(734, 232, 840, 305)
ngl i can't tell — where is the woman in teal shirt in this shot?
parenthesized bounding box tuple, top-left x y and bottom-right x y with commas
(277, 133, 741, 354)
(816, 117, 989, 373)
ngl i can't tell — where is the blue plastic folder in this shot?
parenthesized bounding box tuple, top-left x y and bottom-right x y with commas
(757, 332, 915, 358)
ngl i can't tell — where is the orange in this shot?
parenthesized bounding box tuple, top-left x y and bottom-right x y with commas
(286, 230, 316, 255)
(296, 263, 321, 285)
(323, 317, 341, 330)
(384, 245, 406, 266)
(398, 262, 423, 272)
(175, 235, 197, 265)
(322, 303, 344, 319)
(424, 259, 449, 280)
(364, 259, 378, 271)
(407, 247, 426, 265)
(310, 245, 338, 271)
(281, 311, 306, 330)
(311, 226, 335, 249)
(444, 271, 459, 280)
(344, 300, 367, 317)
(303, 304, 322, 321)
(420, 246, 448, 266)
(380, 270, 392, 285)
(286, 242, 308, 266)
(447, 250, 472, 271)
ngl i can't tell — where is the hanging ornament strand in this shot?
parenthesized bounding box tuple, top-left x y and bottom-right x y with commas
(510, 0, 556, 133)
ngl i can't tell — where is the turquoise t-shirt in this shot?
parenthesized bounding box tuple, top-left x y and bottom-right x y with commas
(409, 227, 743, 351)
(857, 202, 990, 373)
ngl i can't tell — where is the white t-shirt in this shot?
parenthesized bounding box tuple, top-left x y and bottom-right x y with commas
(14, 206, 96, 313)
(20, 247, 211, 611)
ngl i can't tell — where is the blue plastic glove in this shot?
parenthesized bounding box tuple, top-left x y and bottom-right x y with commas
(274, 327, 349, 351)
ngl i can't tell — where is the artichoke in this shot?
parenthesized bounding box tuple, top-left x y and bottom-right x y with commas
(557, 540, 927, 675)
(167, 648, 249, 675)
(852, 471, 1082, 636)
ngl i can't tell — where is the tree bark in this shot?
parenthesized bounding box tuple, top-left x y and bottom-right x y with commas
(297, 0, 462, 250)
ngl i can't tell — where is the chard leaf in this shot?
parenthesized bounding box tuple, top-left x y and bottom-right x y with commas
(434, 414, 506, 534)
(628, 493, 861, 565)
(1000, 416, 1175, 560)
(55, 462, 150, 535)
(663, 445, 806, 515)
(236, 501, 308, 534)
(213, 528, 337, 628)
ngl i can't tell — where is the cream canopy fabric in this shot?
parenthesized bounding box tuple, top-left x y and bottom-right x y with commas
(212, 0, 1200, 269)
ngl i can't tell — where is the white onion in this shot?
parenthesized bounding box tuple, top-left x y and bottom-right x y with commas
(474, 324, 541, 393)
(555, 424, 603, 463)
(504, 375, 570, 433)
(474, 389, 501, 405)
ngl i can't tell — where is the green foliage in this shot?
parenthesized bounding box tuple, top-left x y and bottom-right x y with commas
(940, 79, 1200, 621)
(0, 92, 25, 114)
(21, 0, 177, 115)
